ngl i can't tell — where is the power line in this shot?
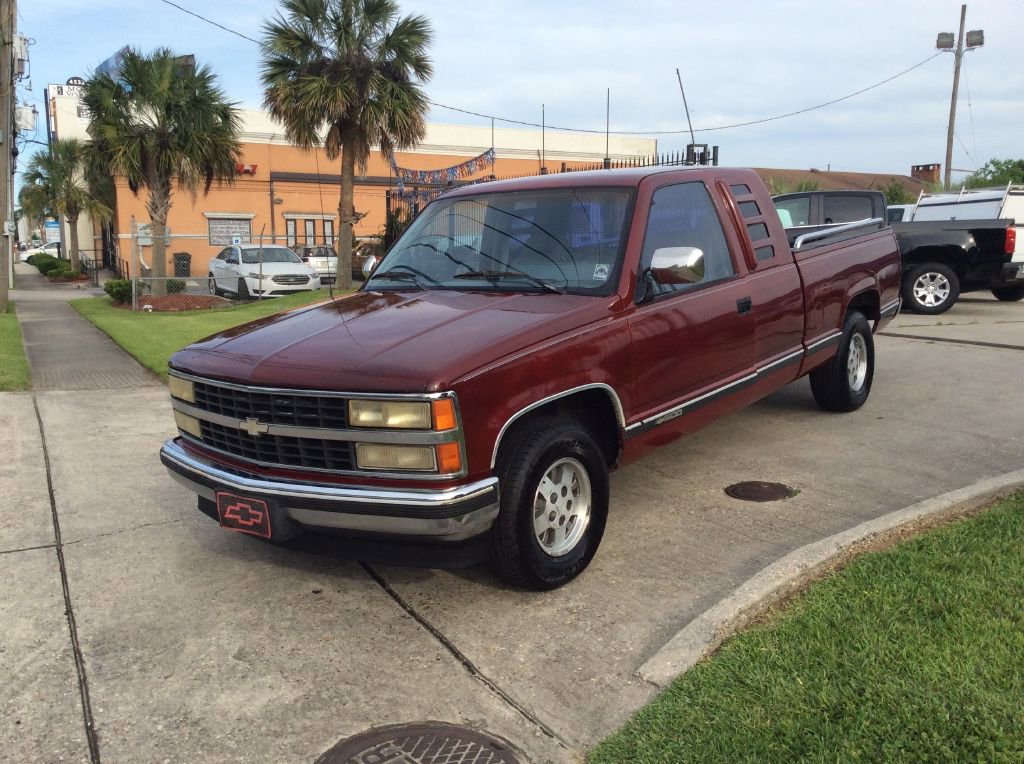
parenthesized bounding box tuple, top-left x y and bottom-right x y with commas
(153, 0, 944, 137)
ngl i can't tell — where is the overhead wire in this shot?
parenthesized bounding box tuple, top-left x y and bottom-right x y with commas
(152, 0, 945, 138)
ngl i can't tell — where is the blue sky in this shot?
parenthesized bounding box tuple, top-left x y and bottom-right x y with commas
(17, 0, 1024, 180)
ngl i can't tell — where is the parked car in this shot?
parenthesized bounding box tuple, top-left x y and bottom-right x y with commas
(163, 167, 900, 590)
(22, 241, 61, 262)
(886, 204, 914, 223)
(774, 189, 1021, 314)
(293, 243, 375, 281)
(207, 244, 321, 299)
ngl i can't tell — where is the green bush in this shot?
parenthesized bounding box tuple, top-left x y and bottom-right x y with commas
(104, 279, 134, 304)
(49, 266, 81, 280)
(34, 256, 62, 275)
(167, 279, 187, 294)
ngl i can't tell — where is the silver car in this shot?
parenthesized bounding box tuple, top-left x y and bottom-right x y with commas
(208, 244, 321, 299)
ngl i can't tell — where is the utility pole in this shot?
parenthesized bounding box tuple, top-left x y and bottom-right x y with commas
(0, 0, 14, 314)
(938, 5, 984, 190)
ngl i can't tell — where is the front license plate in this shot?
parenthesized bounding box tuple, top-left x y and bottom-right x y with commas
(215, 491, 273, 539)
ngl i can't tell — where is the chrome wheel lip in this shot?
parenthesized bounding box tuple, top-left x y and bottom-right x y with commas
(847, 332, 868, 391)
(912, 272, 951, 308)
(532, 457, 592, 557)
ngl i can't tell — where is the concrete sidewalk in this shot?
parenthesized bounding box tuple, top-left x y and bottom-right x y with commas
(3, 285, 1023, 763)
(13, 263, 160, 390)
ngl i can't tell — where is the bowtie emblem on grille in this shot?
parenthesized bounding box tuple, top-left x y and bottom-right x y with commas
(240, 417, 270, 437)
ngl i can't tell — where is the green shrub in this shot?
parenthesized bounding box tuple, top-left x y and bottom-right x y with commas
(167, 279, 187, 294)
(50, 267, 81, 280)
(104, 279, 134, 304)
(35, 256, 62, 275)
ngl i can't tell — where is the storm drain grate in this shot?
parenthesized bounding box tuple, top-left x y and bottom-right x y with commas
(315, 722, 521, 764)
(724, 481, 797, 502)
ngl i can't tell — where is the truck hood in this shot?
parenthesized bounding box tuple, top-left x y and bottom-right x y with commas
(170, 289, 614, 392)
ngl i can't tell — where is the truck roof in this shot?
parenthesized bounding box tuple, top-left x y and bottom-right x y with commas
(440, 165, 759, 198)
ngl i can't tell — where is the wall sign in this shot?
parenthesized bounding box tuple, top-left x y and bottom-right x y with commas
(208, 218, 252, 246)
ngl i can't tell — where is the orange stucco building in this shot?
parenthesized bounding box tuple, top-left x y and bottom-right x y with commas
(46, 88, 657, 278)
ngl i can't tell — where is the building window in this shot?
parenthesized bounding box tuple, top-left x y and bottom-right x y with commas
(286, 219, 296, 247)
(207, 218, 252, 246)
(305, 219, 316, 245)
(323, 219, 334, 246)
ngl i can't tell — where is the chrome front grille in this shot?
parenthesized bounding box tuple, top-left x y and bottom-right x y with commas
(199, 421, 355, 471)
(272, 274, 310, 285)
(193, 381, 348, 429)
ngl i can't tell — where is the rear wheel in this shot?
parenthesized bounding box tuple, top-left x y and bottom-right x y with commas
(490, 417, 608, 590)
(991, 284, 1024, 302)
(903, 263, 959, 314)
(810, 311, 874, 412)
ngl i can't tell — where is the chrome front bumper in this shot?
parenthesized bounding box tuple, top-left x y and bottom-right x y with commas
(160, 439, 499, 541)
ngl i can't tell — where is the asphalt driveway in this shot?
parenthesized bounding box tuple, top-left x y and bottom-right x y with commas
(3, 293, 1022, 763)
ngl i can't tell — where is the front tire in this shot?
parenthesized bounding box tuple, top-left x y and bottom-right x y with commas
(208, 274, 221, 296)
(237, 278, 251, 300)
(490, 417, 609, 590)
(903, 263, 959, 314)
(991, 284, 1024, 302)
(810, 311, 874, 412)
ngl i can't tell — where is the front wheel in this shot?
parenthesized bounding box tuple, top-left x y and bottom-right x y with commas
(236, 278, 251, 300)
(991, 284, 1024, 302)
(902, 263, 959, 314)
(208, 273, 221, 296)
(810, 311, 874, 412)
(490, 418, 609, 590)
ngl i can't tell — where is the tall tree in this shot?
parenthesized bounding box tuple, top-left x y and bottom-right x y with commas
(22, 140, 112, 272)
(83, 48, 241, 294)
(262, 0, 433, 289)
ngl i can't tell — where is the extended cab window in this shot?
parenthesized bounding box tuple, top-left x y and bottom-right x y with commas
(823, 195, 873, 224)
(639, 182, 734, 299)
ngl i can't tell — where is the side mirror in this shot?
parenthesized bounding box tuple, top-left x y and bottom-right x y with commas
(361, 255, 380, 279)
(649, 246, 705, 285)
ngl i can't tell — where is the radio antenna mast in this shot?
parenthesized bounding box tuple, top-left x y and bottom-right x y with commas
(675, 68, 697, 150)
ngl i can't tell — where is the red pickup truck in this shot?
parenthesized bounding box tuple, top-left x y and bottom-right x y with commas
(161, 167, 901, 589)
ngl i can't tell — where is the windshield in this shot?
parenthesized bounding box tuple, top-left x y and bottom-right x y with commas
(241, 247, 302, 264)
(367, 187, 634, 295)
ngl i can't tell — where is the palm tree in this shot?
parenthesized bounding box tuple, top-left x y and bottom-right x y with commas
(262, 0, 433, 289)
(83, 48, 241, 294)
(22, 140, 112, 272)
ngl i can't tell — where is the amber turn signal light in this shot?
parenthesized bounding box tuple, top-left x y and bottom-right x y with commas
(432, 399, 457, 431)
(436, 442, 462, 473)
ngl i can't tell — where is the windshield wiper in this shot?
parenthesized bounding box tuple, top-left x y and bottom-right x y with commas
(453, 270, 565, 295)
(369, 264, 440, 290)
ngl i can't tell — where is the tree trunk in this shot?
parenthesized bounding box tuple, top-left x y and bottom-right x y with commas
(146, 175, 172, 296)
(68, 213, 81, 273)
(337, 141, 355, 290)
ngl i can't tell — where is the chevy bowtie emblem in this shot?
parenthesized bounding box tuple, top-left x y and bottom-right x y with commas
(240, 417, 270, 437)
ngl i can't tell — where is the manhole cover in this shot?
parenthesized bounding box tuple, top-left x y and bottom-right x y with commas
(315, 722, 521, 764)
(724, 481, 797, 502)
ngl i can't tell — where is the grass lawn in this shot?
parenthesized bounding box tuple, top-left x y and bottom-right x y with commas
(592, 491, 1024, 763)
(0, 303, 31, 391)
(71, 290, 344, 380)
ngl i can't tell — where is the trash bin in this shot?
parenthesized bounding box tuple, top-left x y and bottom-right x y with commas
(172, 252, 192, 277)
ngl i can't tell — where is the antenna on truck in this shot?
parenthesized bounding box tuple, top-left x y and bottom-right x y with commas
(675, 68, 698, 154)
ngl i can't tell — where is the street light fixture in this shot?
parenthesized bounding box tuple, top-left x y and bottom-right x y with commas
(937, 5, 983, 190)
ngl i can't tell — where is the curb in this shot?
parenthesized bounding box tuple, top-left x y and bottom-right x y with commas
(637, 468, 1024, 689)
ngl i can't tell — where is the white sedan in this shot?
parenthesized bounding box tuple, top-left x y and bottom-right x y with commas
(208, 244, 321, 299)
(22, 241, 62, 262)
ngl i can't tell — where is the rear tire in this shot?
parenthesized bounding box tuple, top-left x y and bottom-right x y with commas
(902, 263, 959, 315)
(810, 311, 874, 412)
(237, 278, 251, 300)
(991, 284, 1024, 302)
(490, 417, 609, 590)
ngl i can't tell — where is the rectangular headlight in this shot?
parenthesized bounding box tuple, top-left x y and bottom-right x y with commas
(173, 411, 203, 439)
(349, 400, 431, 429)
(356, 444, 436, 471)
(168, 375, 195, 403)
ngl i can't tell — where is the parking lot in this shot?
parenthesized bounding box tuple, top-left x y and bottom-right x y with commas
(4, 293, 1023, 763)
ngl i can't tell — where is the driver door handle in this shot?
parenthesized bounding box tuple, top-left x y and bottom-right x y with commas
(737, 297, 753, 315)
